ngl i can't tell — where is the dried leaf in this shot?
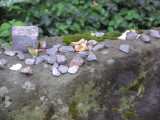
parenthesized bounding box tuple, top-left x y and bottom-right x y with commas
(93, 1, 99, 6)
(39, 39, 46, 49)
(38, 48, 45, 52)
(27, 46, 38, 57)
(90, 31, 95, 36)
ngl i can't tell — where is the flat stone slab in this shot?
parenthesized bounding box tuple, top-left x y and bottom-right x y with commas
(12, 26, 39, 52)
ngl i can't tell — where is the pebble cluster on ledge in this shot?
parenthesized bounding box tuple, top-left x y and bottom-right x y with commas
(0, 29, 160, 77)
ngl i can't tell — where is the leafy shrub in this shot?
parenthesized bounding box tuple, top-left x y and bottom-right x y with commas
(0, 0, 160, 38)
(0, 19, 23, 45)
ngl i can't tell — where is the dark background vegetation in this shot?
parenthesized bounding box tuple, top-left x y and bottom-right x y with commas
(0, 0, 160, 38)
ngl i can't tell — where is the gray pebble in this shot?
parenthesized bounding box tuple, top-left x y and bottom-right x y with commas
(50, 62, 59, 72)
(87, 52, 97, 62)
(56, 55, 67, 65)
(4, 50, 16, 56)
(88, 45, 93, 51)
(95, 32, 105, 37)
(76, 51, 88, 59)
(150, 30, 160, 39)
(35, 56, 44, 64)
(59, 46, 75, 53)
(52, 68, 61, 77)
(0, 59, 8, 66)
(58, 65, 68, 74)
(45, 55, 56, 64)
(88, 40, 97, 46)
(93, 44, 104, 51)
(46, 48, 58, 55)
(25, 59, 35, 65)
(119, 44, 130, 53)
(16, 51, 25, 60)
(53, 44, 63, 50)
(126, 32, 138, 40)
(68, 66, 79, 74)
(141, 34, 150, 43)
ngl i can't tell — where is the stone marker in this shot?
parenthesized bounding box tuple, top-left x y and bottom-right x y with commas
(12, 26, 39, 52)
(141, 34, 150, 43)
(119, 44, 130, 53)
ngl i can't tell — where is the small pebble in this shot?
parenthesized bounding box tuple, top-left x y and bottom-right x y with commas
(88, 45, 93, 51)
(56, 55, 67, 65)
(93, 44, 104, 51)
(20, 66, 33, 74)
(52, 68, 61, 77)
(59, 46, 75, 53)
(119, 44, 130, 53)
(46, 48, 58, 55)
(141, 34, 150, 43)
(58, 65, 68, 74)
(126, 32, 138, 40)
(87, 52, 97, 62)
(25, 59, 35, 65)
(95, 32, 105, 37)
(16, 51, 25, 60)
(76, 51, 88, 59)
(68, 66, 79, 74)
(0, 59, 8, 66)
(35, 56, 44, 64)
(88, 40, 97, 46)
(4, 50, 16, 56)
(150, 30, 160, 39)
(10, 63, 22, 71)
(53, 44, 63, 50)
(69, 56, 84, 67)
(50, 62, 59, 72)
(45, 55, 56, 64)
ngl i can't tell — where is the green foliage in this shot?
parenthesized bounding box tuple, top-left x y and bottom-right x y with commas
(0, 19, 23, 46)
(63, 32, 121, 44)
(0, 0, 160, 37)
(69, 100, 78, 120)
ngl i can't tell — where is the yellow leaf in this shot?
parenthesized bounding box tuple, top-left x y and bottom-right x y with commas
(27, 46, 38, 57)
(93, 1, 99, 7)
(39, 39, 46, 49)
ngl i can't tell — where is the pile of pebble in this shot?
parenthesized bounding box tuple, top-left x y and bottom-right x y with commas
(0, 29, 160, 77)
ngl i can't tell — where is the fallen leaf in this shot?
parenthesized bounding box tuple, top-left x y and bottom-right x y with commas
(93, 1, 99, 6)
(38, 49, 45, 52)
(90, 31, 95, 36)
(10, 63, 22, 71)
(39, 39, 46, 49)
(27, 46, 38, 57)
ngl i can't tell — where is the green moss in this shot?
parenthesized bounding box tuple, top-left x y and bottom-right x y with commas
(63, 32, 121, 44)
(135, 29, 143, 34)
(69, 100, 78, 120)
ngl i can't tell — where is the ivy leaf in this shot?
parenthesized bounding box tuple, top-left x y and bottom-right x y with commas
(27, 46, 38, 57)
(8, 19, 16, 25)
(1, 43, 12, 51)
(1, 23, 11, 29)
(12, 21, 24, 26)
(0, 30, 10, 37)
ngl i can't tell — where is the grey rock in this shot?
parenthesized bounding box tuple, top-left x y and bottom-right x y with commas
(25, 59, 35, 65)
(141, 34, 150, 43)
(0, 59, 8, 66)
(93, 44, 104, 51)
(88, 45, 93, 51)
(35, 56, 44, 64)
(95, 32, 105, 37)
(69, 56, 84, 67)
(41, 55, 48, 59)
(150, 30, 160, 39)
(0, 51, 2, 54)
(56, 55, 67, 65)
(76, 51, 88, 59)
(12, 26, 39, 52)
(119, 44, 130, 53)
(104, 44, 113, 49)
(58, 65, 68, 74)
(16, 51, 25, 60)
(126, 32, 138, 40)
(87, 52, 97, 62)
(41, 41, 46, 49)
(50, 62, 59, 72)
(59, 46, 75, 52)
(52, 68, 61, 77)
(68, 66, 79, 74)
(4, 50, 16, 56)
(53, 44, 63, 50)
(88, 40, 97, 46)
(46, 48, 58, 55)
(44, 55, 56, 64)
(20, 66, 33, 75)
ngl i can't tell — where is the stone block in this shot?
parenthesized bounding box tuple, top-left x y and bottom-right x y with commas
(12, 26, 39, 52)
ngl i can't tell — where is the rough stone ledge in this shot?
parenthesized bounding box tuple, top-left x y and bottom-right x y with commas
(1, 28, 160, 120)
